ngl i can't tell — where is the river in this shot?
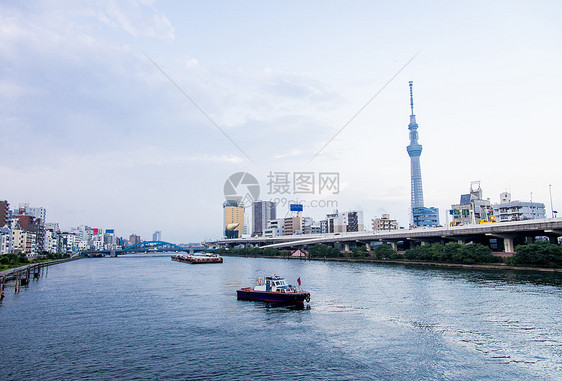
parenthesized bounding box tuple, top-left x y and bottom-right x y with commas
(1, 255, 561, 380)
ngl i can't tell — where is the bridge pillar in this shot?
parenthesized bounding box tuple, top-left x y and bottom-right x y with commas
(390, 242, 398, 252)
(344, 243, 350, 252)
(503, 237, 515, 253)
(364, 242, 371, 252)
(457, 239, 464, 245)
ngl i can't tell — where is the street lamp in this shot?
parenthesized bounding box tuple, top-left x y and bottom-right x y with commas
(549, 184, 554, 218)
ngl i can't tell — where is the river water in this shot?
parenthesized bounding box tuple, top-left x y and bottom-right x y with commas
(1, 255, 561, 380)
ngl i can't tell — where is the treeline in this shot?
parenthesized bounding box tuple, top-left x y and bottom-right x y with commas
(215, 247, 287, 257)
(403, 242, 500, 264)
(508, 241, 562, 268)
(1, 253, 70, 271)
(216, 241, 562, 268)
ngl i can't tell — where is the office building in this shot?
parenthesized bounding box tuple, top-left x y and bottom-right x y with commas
(153, 230, 162, 241)
(1, 200, 9, 227)
(252, 201, 277, 237)
(129, 234, 141, 245)
(223, 200, 244, 239)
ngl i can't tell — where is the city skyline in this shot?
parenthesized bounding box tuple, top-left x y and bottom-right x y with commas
(1, 1, 561, 242)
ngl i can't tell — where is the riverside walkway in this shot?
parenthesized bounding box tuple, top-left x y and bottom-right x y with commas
(0, 257, 80, 298)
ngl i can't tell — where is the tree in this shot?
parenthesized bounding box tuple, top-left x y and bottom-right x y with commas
(351, 246, 367, 258)
(510, 241, 562, 268)
(373, 244, 396, 259)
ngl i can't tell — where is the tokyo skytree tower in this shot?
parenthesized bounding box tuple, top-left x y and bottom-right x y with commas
(406, 81, 424, 215)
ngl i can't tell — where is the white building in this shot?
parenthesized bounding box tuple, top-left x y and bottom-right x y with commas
(372, 214, 399, 231)
(264, 218, 285, 237)
(0, 227, 11, 254)
(322, 210, 365, 233)
(44, 229, 60, 254)
(12, 229, 38, 258)
(492, 192, 546, 222)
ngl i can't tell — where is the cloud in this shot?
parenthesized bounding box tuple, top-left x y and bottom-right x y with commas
(95, 0, 175, 40)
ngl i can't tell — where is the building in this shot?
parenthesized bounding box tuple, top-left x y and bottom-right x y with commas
(407, 82, 440, 227)
(413, 207, 440, 227)
(372, 214, 399, 231)
(321, 210, 365, 233)
(1, 200, 10, 227)
(283, 215, 303, 235)
(44, 228, 61, 254)
(264, 218, 284, 238)
(450, 181, 492, 225)
(60, 232, 79, 253)
(0, 227, 11, 254)
(152, 230, 162, 241)
(19, 204, 46, 226)
(45, 222, 60, 232)
(12, 229, 37, 258)
(129, 234, 141, 245)
(223, 200, 244, 239)
(492, 192, 546, 222)
(252, 201, 277, 237)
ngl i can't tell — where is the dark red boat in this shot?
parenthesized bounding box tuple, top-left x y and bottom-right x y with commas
(237, 275, 310, 305)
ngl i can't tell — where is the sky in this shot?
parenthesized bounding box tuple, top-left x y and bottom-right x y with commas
(1, 0, 561, 243)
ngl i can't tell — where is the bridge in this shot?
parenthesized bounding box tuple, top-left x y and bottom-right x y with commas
(205, 218, 562, 253)
(81, 241, 210, 257)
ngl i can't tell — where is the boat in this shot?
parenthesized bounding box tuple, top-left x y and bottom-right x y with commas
(171, 253, 223, 264)
(236, 275, 310, 305)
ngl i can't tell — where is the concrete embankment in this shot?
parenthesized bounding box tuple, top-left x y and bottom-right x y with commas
(0, 257, 82, 279)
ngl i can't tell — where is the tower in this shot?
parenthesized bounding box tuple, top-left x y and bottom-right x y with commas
(407, 82, 440, 227)
(407, 81, 424, 212)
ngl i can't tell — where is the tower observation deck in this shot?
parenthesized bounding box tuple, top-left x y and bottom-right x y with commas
(407, 81, 424, 210)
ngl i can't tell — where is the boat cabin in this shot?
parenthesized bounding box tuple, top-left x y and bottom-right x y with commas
(254, 275, 294, 292)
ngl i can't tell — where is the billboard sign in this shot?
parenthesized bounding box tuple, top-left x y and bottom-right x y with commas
(290, 204, 303, 212)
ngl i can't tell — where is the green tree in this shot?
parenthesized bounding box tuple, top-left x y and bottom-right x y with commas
(510, 241, 562, 268)
(351, 246, 367, 258)
(373, 244, 396, 259)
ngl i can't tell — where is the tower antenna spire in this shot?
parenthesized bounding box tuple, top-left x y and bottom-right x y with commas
(409, 80, 414, 115)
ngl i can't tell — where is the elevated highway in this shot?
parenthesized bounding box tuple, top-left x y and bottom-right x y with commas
(205, 218, 562, 253)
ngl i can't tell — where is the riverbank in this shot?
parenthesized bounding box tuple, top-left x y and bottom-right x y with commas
(224, 254, 562, 273)
(0, 257, 81, 278)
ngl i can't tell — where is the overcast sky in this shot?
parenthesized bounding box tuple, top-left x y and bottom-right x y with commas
(1, 0, 561, 243)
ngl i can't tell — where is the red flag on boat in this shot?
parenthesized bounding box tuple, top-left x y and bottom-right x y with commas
(297, 277, 301, 286)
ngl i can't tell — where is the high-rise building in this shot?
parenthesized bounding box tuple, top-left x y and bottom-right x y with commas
(223, 200, 244, 238)
(1, 200, 10, 227)
(152, 230, 162, 241)
(252, 201, 276, 237)
(129, 234, 141, 245)
(407, 82, 439, 227)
